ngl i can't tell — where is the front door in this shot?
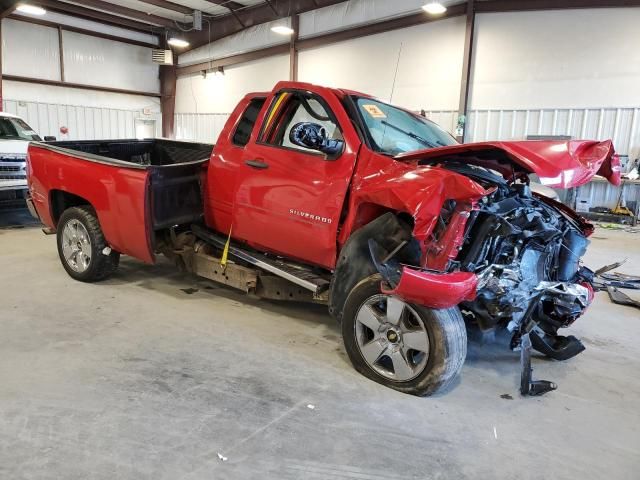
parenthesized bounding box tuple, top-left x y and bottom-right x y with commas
(232, 88, 359, 268)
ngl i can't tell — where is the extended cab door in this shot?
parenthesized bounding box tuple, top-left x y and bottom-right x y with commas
(232, 86, 360, 268)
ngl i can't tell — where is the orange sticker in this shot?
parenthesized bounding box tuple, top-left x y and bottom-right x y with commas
(362, 104, 387, 119)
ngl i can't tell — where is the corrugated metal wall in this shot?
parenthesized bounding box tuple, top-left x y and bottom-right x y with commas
(2, 99, 159, 140)
(173, 107, 640, 157)
(175, 113, 230, 144)
(466, 107, 640, 156)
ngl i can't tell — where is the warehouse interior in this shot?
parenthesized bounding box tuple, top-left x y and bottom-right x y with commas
(1, 1, 639, 479)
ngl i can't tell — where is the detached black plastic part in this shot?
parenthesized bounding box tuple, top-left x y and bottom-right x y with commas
(520, 332, 558, 396)
(530, 331, 586, 361)
(608, 286, 640, 309)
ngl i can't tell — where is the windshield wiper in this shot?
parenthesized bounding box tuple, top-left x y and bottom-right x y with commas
(380, 120, 442, 149)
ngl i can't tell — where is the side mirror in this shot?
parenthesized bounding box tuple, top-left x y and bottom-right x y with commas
(43, 136, 57, 142)
(289, 122, 344, 156)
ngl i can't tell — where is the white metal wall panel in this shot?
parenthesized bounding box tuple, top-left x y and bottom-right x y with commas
(465, 107, 640, 157)
(179, 18, 291, 66)
(1, 19, 61, 81)
(299, 0, 459, 38)
(174, 113, 231, 143)
(471, 9, 640, 109)
(2, 99, 159, 140)
(179, 0, 461, 66)
(63, 31, 160, 93)
(175, 55, 289, 114)
(298, 17, 466, 111)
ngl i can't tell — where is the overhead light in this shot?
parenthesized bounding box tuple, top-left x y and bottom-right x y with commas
(16, 4, 47, 15)
(271, 25, 295, 35)
(214, 66, 225, 77)
(422, 2, 447, 15)
(168, 37, 189, 48)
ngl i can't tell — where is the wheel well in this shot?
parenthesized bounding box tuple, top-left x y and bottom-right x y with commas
(50, 190, 91, 225)
(329, 212, 417, 321)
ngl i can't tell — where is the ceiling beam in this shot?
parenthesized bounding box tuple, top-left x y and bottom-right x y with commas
(475, 0, 640, 12)
(3, 74, 161, 97)
(0, 0, 18, 19)
(39, 0, 163, 32)
(58, 0, 176, 27)
(182, 0, 348, 52)
(137, 0, 193, 16)
(203, 0, 245, 11)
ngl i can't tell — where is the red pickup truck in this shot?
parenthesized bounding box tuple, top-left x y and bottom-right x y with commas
(27, 81, 620, 396)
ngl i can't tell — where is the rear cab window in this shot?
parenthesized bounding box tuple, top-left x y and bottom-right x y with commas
(232, 98, 266, 147)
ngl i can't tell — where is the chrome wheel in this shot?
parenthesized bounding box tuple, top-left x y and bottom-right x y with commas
(61, 219, 92, 273)
(354, 295, 430, 382)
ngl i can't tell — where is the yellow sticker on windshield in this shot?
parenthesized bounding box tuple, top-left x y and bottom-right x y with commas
(362, 104, 387, 119)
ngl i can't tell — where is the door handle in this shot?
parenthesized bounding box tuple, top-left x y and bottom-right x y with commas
(245, 159, 269, 169)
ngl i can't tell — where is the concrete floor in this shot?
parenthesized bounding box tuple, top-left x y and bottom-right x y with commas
(1, 209, 639, 480)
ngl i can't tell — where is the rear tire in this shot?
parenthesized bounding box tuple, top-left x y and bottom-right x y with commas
(342, 274, 467, 396)
(56, 206, 120, 282)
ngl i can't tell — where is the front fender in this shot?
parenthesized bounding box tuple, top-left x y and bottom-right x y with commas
(381, 266, 478, 309)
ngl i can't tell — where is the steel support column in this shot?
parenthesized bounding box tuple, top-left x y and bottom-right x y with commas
(160, 43, 177, 138)
(457, 0, 475, 143)
(289, 14, 299, 81)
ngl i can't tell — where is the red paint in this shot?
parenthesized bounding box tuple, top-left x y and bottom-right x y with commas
(28, 81, 618, 311)
(581, 282, 595, 305)
(395, 140, 620, 188)
(27, 147, 153, 263)
(381, 267, 478, 309)
(206, 82, 361, 267)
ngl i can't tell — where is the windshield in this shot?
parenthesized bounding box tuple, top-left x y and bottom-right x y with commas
(0, 117, 41, 141)
(352, 97, 457, 156)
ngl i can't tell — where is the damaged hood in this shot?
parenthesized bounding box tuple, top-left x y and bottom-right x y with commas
(395, 140, 620, 189)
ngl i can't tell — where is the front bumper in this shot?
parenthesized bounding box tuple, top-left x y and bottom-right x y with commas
(0, 180, 28, 192)
(381, 266, 478, 309)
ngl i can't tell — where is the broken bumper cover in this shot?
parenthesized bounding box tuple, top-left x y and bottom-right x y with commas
(381, 267, 478, 309)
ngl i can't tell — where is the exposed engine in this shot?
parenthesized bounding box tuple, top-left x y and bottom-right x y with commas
(444, 163, 594, 361)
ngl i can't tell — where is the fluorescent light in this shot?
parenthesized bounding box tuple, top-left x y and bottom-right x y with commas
(16, 4, 47, 15)
(422, 2, 447, 15)
(271, 25, 295, 35)
(168, 37, 189, 48)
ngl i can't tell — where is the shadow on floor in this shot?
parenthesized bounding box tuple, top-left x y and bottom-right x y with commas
(0, 201, 41, 229)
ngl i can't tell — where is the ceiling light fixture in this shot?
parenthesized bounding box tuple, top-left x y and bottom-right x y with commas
(168, 37, 189, 48)
(422, 2, 447, 15)
(271, 25, 295, 35)
(16, 4, 47, 15)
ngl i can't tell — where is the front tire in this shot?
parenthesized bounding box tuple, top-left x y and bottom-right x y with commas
(342, 274, 467, 396)
(56, 206, 120, 282)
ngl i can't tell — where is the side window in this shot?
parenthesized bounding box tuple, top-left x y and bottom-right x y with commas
(232, 98, 265, 147)
(261, 92, 343, 154)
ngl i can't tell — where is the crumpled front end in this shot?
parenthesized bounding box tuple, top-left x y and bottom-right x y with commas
(368, 167, 595, 361)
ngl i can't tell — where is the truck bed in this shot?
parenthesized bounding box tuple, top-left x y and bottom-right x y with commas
(41, 138, 213, 168)
(28, 139, 214, 263)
